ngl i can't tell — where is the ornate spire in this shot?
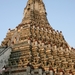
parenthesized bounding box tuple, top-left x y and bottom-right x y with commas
(21, 0, 48, 25)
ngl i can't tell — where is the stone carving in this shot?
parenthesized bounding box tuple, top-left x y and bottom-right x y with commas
(0, 0, 75, 75)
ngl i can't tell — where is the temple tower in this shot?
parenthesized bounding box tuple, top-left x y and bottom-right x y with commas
(22, 0, 47, 24)
(1, 0, 75, 75)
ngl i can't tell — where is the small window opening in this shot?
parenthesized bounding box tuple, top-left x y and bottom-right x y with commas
(27, 8, 30, 10)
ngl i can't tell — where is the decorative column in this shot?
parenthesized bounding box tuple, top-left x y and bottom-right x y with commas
(33, 25, 35, 29)
(59, 69, 64, 75)
(69, 70, 73, 75)
(35, 40, 38, 46)
(49, 66, 54, 75)
(42, 41, 44, 47)
(28, 38, 31, 45)
(69, 62, 74, 69)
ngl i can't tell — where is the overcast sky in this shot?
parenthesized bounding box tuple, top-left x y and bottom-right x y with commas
(0, 0, 75, 48)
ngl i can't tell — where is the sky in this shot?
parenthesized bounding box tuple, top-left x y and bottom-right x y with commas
(0, 0, 75, 48)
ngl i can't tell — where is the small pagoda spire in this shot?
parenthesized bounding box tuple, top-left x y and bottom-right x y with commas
(22, 0, 47, 24)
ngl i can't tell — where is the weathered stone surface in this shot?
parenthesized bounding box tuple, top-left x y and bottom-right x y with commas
(0, 47, 11, 72)
(0, 0, 75, 75)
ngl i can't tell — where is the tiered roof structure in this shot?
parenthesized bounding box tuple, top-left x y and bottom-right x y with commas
(1, 0, 75, 75)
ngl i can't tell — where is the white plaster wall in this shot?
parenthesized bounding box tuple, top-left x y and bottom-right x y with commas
(0, 47, 11, 72)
